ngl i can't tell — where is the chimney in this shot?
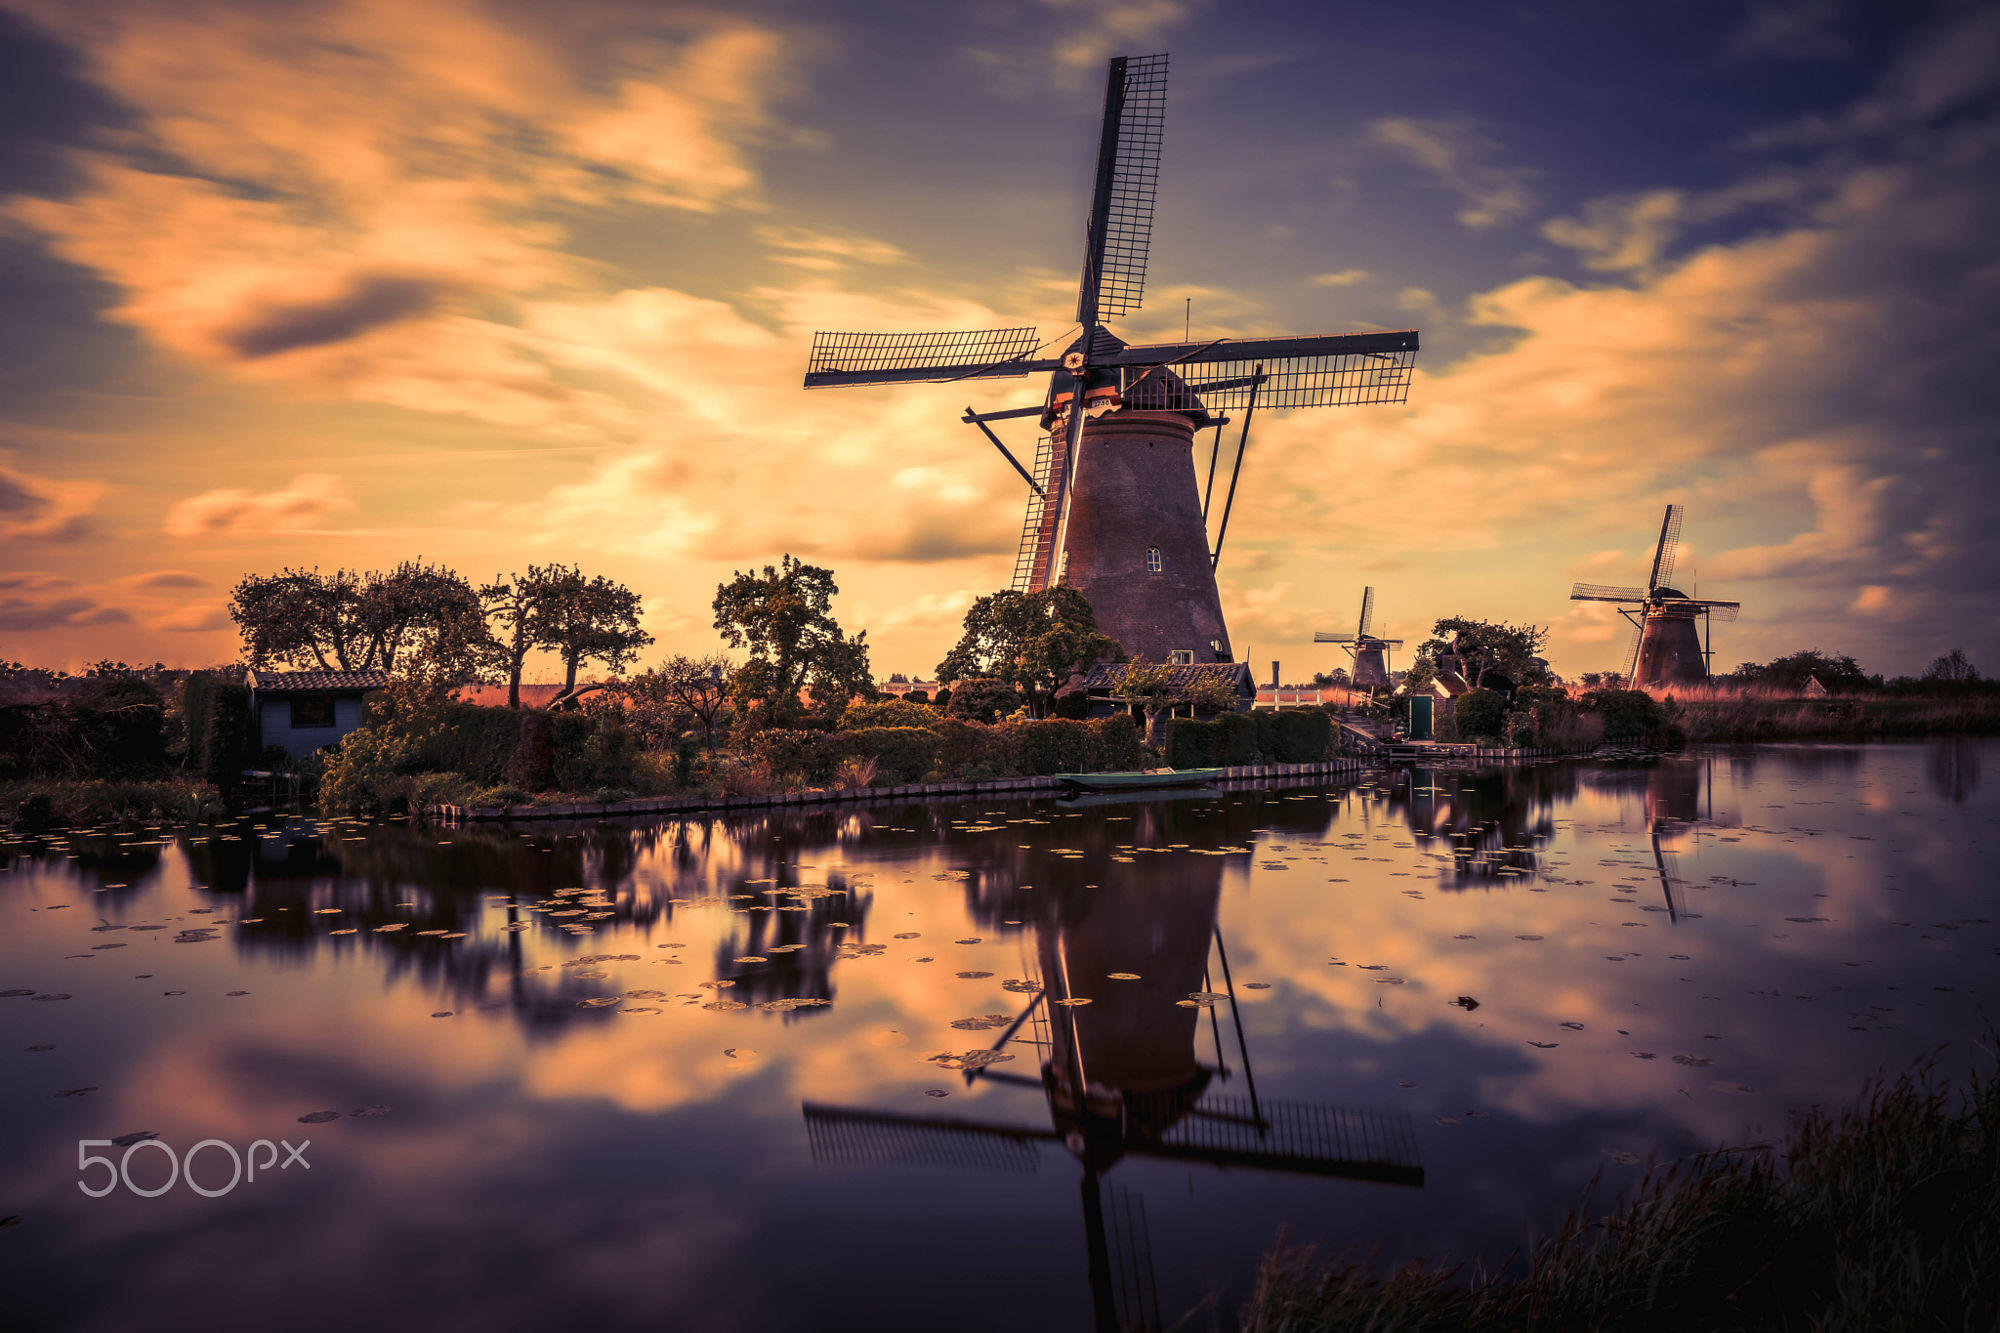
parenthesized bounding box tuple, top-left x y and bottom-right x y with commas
(1270, 660, 1280, 688)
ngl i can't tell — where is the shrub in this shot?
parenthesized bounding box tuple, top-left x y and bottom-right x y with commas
(843, 698, 940, 729)
(946, 677, 1020, 724)
(1583, 688, 1676, 745)
(469, 783, 531, 807)
(743, 729, 849, 785)
(843, 727, 941, 784)
(553, 715, 637, 792)
(1455, 688, 1510, 741)
(0, 777, 220, 829)
(509, 711, 556, 790)
(179, 672, 256, 792)
(999, 716, 1147, 774)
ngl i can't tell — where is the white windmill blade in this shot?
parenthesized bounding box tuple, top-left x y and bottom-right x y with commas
(1314, 632, 1358, 643)
(1357, 586, 1375, 638)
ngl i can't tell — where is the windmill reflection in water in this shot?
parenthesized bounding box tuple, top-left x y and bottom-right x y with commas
(801, 824, 1424, 1333)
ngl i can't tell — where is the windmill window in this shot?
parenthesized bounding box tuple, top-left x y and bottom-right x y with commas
(1145, 546, 1162, 573)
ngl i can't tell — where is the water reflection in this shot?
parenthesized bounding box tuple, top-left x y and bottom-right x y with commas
(1927, 738, 1982, 804)
(3, 746, 1995, 1333)
(805, 828, 1424, 1332)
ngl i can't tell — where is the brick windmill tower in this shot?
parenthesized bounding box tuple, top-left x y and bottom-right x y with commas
(1570, 504, 1742, 688)
(804, 53, 1419, 665)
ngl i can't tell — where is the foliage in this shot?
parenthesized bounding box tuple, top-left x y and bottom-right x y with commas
(1166, 710, 1332, 767)
(1922, 647, 1980, 685)
(944, 677, 1022, 724)
(619, 653, 733, 750)
(0, 777, 221, 830)
(844, 727, 941, 784)
(1410, 616, 1551, 692)
(538, 566, 652, 690)
(231, 562, 488, 673)
(552, 714, 637, 792)
(936, 586, 1125, 716)
(1502, 685, 1604, 751)
(0, 675, 169, 780)
(713, 555, 873, 728)
(1730, 648, 1869, 693)
(1453, 688, 1511, 741)
(1581, 688, 1677, 745)
(742, 729, 849, 786)
(178, 672, 255, 793)
(1244, 1050, 2000, 1333)
(842, 697, 938, 729)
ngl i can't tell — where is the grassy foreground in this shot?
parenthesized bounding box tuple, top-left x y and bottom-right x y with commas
(1662, 689, 2000, 742)
(1244, 1053, 2000, 1332)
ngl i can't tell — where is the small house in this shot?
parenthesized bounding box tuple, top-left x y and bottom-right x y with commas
(1077, 660, 1255, 722)
(247, 669, 390, 759)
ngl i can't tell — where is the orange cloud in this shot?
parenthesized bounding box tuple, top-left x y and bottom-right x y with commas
(164, 473, 352, 539)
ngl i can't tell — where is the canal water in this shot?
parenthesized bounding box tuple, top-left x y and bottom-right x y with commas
(2, 741, 1994, 1331)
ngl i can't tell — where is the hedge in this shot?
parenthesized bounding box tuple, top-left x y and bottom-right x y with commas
(845, 727, 940, 784)
(1166, 710, 1332, 768)
(180, 672, 255, 792)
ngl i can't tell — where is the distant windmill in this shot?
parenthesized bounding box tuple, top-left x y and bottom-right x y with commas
(1314, 586, 1403, 687)
(1570, 504, 1741, 688)
(803, 53, 1419, 666)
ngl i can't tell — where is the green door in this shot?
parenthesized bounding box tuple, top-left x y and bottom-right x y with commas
(1408, 695, 1434, 741)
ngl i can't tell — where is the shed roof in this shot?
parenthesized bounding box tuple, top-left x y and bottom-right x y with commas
(247, 668, 391, 693)
(1082, 661, 1254, 694)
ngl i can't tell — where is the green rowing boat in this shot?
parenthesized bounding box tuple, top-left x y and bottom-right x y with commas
(1055, 768, 1222, 793)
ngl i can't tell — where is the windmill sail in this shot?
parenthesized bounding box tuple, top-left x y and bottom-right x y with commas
(804, 327, 1047, 388)
(1357, 585, 1375, 639)
(1079, 53, 1169, 324)
(1571, 582, 1647, 603)
(1648, 503, 1685, 592)
(1115, 332, 1418, 411)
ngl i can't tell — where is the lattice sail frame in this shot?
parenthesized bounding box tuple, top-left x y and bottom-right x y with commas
(1095, 52, 1168, 319)
(806, 327, 1041, 381)
(1120, 348, 1416, 411)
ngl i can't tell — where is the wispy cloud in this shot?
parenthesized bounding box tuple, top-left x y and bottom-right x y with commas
(0, 461, 103, 542)
(1369, 116, 1536, 229)
(164, 473, 352, 539)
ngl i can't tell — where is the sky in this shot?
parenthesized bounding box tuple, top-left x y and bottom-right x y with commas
(0, 0, 1995, 682)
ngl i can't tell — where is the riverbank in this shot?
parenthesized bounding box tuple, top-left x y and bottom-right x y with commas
(1670, 693, 2000, 742)
(433, 757, 1380, 822)
(1243, 1051, 2000, 1331)
(0, 777, 219, 831)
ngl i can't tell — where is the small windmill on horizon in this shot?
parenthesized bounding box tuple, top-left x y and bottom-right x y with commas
(803, 52, 1418, 668)
(1314, 586, 1403, 687)
(1570, 504, 1742, 688)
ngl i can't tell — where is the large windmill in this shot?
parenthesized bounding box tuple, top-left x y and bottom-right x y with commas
(1570, 504, 1741, 688)
(1313, 586, 1403, 687)
(804, 53, 1419, 665)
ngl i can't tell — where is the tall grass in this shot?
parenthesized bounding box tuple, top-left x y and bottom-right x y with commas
(1647, 685, 2000, 741)
(1243, 1049, 2000, 1332)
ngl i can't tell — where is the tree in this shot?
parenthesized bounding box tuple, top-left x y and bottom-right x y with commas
(937, 586, 1125, 717)
(712, 555, 873, 727)
(1733, 649, 1868, 692)
(1104, 658, 1239, 748)
(230, 568, 369, 670)
(1411, 616, 1550, 692)
(481, 565, 564, 708)
(542, 569, 652, 692)
(622, 654, 733, 751)
(1923, 648, 1979, 685)
(359, 561, 488, 673)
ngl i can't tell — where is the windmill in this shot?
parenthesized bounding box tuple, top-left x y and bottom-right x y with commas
(803, 53, 1419, 666)
(1314, 586, 1403, 687)
(1570, 504, 1740, 688)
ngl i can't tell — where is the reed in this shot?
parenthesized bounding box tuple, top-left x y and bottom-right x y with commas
(1242, 1048, 2000, 1332)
